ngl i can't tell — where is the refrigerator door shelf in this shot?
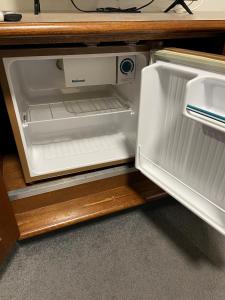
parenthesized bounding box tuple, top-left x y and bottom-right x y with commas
(184, 76, 225, 133)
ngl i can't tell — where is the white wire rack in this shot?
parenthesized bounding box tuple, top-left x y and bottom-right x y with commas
(26, 95, 131, 123)
(64, 96, 128, 114)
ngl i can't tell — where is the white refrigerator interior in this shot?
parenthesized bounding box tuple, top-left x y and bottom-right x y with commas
(4, 52, 148, 177)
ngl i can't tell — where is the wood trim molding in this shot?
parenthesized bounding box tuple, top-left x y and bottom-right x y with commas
(0, 21, 224, 45)
(0, 21, 225, 37)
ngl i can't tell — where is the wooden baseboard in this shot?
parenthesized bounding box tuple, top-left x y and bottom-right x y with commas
(2, 154, 167, 240)
(12, 172, 167, 240)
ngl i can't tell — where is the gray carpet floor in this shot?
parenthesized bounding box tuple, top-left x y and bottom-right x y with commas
(1, 198, 225, 300)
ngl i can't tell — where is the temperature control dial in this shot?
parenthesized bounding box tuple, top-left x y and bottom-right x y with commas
(117, 55, 136, 84)
(120, 58, 135, 75)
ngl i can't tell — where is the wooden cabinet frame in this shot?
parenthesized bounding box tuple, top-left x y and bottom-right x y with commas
(0, 31, 224, 264)
(0, 156, 19, 264)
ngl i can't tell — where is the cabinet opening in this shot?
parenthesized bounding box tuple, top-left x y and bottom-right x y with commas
(4, 52, 148, 178)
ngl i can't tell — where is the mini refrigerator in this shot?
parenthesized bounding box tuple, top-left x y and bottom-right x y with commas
(2, 46, 225, 235)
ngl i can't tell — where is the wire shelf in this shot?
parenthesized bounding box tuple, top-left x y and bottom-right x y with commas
(26, 95, 131, 123)
(64, 96, 129, 115)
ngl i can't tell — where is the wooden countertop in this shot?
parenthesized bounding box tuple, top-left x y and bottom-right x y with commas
(0, 12, 225, 45)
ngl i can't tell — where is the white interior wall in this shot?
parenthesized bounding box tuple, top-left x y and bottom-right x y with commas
(0, 0, 225, 12)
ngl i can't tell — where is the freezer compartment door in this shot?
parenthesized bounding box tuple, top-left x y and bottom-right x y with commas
(136, 49, 225, 235)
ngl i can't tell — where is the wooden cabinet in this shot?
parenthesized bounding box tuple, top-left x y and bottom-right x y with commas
(0, 44, 168, 266)
(0, 44, 167, 248)
(0, 20, 224, 264)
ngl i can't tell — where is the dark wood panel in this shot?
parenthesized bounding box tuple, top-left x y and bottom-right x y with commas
(0, 156, 19, 264)
(3, 154, 26, 191)
(223, 43, 225, 55)
(12, 172, 167, 239)
(0, 21, 224, 45)
(0, 44, 149, 58)
(0, 20, 225, 37)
